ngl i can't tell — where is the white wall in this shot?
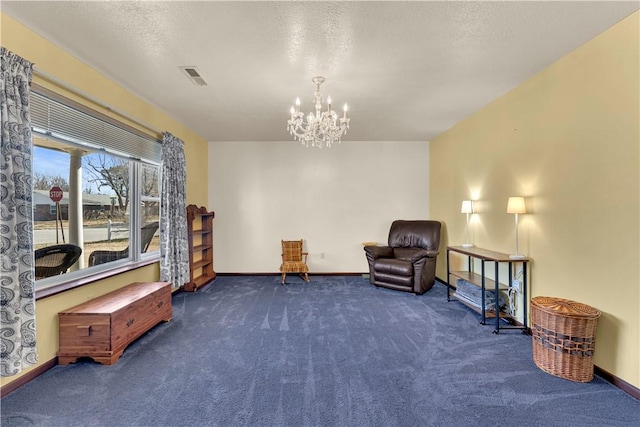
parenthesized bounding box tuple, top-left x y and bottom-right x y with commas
(208, 141, 429, 273)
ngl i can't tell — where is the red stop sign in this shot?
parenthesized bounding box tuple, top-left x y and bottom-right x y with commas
(49, 186, 63, 202)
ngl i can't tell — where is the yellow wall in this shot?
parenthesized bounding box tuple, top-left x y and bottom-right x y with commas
(430, 12, 639, 388)
(0, 13, 209, 388)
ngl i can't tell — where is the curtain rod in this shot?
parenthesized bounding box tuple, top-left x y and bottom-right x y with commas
(33, 68, 163, 137)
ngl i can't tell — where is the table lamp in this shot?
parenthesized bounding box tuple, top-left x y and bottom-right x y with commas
(461, 200, 474, 248)
(507, 196, 526, 259)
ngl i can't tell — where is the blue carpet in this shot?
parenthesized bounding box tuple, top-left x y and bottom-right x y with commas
(2, 275, 639, 426)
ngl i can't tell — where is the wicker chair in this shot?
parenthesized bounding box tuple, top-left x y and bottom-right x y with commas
(88, 222, 159, 267)
(279, 239, 309, 284)
(34, 244, 83, 279)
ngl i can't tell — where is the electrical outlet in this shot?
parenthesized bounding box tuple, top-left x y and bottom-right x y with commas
(511, 279, 520, 292)
(320, 252, 325, 259)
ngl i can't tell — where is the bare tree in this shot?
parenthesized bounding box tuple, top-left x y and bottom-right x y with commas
(33, 173, 70, 191)
(84, 155, 129, 211)
(140, 164, 160, 221)
(140, 164, 159, 198)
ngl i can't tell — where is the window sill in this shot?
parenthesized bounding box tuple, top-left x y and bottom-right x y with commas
(35, 257, 160, 300)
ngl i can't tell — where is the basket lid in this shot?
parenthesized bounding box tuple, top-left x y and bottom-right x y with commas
(531, 296, 601, 318)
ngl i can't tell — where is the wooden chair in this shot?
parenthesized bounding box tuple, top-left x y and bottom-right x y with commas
(279, 239, 309, 284)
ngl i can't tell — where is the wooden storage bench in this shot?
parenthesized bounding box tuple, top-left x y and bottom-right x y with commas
(58, 281, 172, 365)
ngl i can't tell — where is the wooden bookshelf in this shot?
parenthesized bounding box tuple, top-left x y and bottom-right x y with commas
(184, 205, 215, 292)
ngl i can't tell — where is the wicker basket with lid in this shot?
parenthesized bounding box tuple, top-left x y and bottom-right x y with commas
(530, 296, 601, 382)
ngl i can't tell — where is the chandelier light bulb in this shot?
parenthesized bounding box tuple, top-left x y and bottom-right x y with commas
(286, 76, 350, 148)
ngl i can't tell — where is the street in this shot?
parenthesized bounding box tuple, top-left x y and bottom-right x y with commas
(34, 226, 129, 245)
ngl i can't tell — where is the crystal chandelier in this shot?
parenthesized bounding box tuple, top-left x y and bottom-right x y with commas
(287, 76, 350, 148)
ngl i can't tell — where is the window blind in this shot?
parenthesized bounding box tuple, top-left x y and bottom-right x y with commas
(30, 91, 162, 164)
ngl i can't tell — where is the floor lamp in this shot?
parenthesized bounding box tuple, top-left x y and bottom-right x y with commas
(507, 196, 526, 259)
(461, 200, 474, 248)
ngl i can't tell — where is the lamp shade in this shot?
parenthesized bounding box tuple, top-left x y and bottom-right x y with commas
(506, 197, 526, 214)
(460, 200, 474, 214)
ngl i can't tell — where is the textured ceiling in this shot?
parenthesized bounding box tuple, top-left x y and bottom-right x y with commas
(3, 1, 638, 142)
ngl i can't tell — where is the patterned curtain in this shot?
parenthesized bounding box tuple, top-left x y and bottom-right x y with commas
(0, 47, 38, 376)
(159, 132, 190, 287)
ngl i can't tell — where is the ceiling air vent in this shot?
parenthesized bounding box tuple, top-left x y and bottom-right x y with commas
(179, 66, 208, 86)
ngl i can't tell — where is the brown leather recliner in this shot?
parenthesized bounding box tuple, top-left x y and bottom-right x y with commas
(364, 220, 441, 295)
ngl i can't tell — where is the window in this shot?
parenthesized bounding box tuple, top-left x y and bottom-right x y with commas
(31, 89, 162, 292)
(140, 163, 161, 228)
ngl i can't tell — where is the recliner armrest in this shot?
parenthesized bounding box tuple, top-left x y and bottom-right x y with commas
(410, 249, 439, 262)
(364, 245, 394, 259)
